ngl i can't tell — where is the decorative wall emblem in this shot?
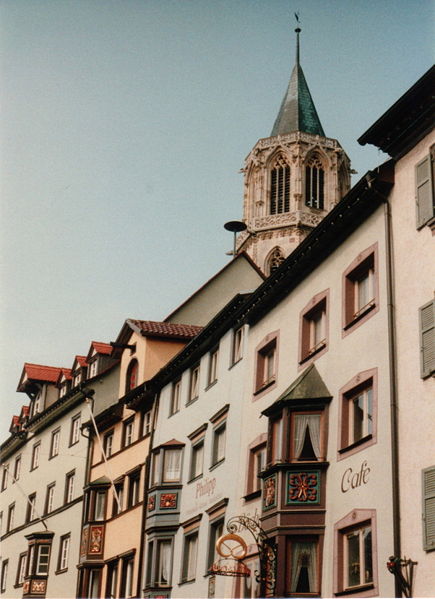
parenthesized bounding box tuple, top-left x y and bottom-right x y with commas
(89, 525, 104, 554)
(30, 579, 46, 594)
(160, 492, 177, 509)
(147, 494, 156, 511)
(287, 471, 320, 504)
(80, 527, 89, 558)
(263, 474, 277, 510)
(23, 581, 30, 594)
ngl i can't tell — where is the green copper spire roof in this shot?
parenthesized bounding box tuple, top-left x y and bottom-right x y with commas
(271, 27, 325, 137)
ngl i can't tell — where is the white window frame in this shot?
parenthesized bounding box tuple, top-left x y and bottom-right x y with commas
(344, 525, 373, 589)
(50, 429, 60, 458)
(36, 545, 51, 576)
(212, 423, 226, 466)
(70, 414, 81, 445)
(31, 443, 40, 470)
(59, 535, 70, 571)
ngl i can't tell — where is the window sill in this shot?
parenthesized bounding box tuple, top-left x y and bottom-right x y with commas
(344, 303, 376, 331)
(228, 357, 243, 370)
(188, 473, 203, 484)
(254, 378, 276, 396)
(205, 379, 218, 391)
(186, 397, 199, 407)
(334, 583, 374, 596)
(54, 568, 68, 576)
(243, 489, 261, 502)
(210, 458, 225, 472)
(179, 578, 196, 586)
(339, 434, 373, 454)
(300, 341, 327, 365)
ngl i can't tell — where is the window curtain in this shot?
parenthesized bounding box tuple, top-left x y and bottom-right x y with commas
(164, 449, 181, 480)
(186, 535, 198, 580)
(294, 415, 321, 459)
(158, 541, 171, 584)
(290, 541, 317, 592)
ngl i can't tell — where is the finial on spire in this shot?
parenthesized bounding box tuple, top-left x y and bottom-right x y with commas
(294, 12, 301, 65)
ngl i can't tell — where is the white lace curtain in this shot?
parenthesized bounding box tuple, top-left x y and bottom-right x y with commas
(164, 449, 181, 480)
(294, 415, 321, 459)
(290, 541, 317, 592)
(158, 541, 171, 584)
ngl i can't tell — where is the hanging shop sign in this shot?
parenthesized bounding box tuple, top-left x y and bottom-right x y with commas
(210, 533, 251, 577)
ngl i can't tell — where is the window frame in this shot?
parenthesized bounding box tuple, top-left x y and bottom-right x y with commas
(290, 410, 326, 463)
(142, 410, 152, 436)
(419, 299, 435, 378)
(416, 147, 435, 229)
(162, 447, 183, 483)
(338, 369, 378, 460)
(125, 359, 139, 394)
(207, 517, 225, 572)
(13, 455, 21, 482)
(119, 554, 134, 599)
(57, 533, 71, 573)
(64, 470, 75, 505)
(50, 428, 61, 459)
(207, 347, 219, 387)
(245, 436, 267, 499)
(1, 559, 8, 593)
(69, 413, 81, 446)
(211, 422, 226, 468)
(231, 326, 244, 366)
(127, 470, 141, 509)
(170, 379, 182, 416)
(31, 442, 41, 471)
(269, 155, 291, 215)
(16, 552, 27, 587)
(6, 503, 15, 533)
(105, 559, 119, 599)
(1, 464, 8, 491)
(342, 244, 379, 336)
(334, 509, 378, 596)
(254, 331, 279, 396)
(305, 153, 325, 210)
(299, 290, 329, 366)
(286, 536, 320, 596)
(181, 530, 199, 583)
(122, 417, 135, 448)
(44, 482, 56, 515)
(189, 439, 205, 482)
(104, 430, 114, 458)
(188, 364, 200, 404)
(26, 492, 37, 523)
(422, 465, 435, 551)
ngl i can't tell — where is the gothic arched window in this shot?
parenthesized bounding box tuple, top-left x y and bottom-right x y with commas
(305, 154, 325, 210)
(270, 155, 291, 215)
(267, 247, 285, 275)
(126, 359, 138, 394)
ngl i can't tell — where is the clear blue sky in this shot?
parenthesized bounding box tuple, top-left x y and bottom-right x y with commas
(1, 0, 433, 438)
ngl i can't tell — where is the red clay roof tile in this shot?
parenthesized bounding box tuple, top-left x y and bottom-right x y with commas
(23, 363, 63, 383)
(90, 342, 112, 355)
(128, 319, 202, 340)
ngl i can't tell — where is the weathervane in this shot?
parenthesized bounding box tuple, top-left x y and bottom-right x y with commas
(294, 11, 301, 64)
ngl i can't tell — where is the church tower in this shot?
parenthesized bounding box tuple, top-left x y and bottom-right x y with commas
(236, 26, 351, 274)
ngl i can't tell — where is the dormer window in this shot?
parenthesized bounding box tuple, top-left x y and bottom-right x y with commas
(89, 360, 98, 378)
(73, 372, 82, 388)
(270, 155, 291, 214)
(125, 359, 139, 394)
(305, 153, 324, 210)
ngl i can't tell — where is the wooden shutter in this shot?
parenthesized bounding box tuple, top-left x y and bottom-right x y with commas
(416, 151, 434, 228)
(422, 466, 435, 551)
(420, 300, 435, 378)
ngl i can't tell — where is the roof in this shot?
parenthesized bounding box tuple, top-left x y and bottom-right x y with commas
(271, 29, 324, 137)
(90, 341, 112, 355)
(74, 355, 88, 368)
(262, 364, 332, 416)
(17, 363, 63, 391)
(358, 65, 435, 158)
(58, 368, 72, 383)
(128, 319, 202, 340)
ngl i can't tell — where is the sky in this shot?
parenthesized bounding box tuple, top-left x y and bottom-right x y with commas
(0, 0, 433, 439)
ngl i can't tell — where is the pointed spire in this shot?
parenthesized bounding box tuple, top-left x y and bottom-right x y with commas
(271, 25, 325, 137)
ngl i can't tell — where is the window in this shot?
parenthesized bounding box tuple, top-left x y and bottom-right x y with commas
(162, 448, 182, 482)
(267, 247, 285, 275)
(142, 410, 152, 436)
(106, 560, 119, 599)
(36, 544, 51, 575)
(84, 568, 101, 598)
(1, 465, 8, 491)
(207, 519, 224, 570)
(65, 471, 75, 504)
(208, 348, 219, 386)
(94, 490, 106, 521)
(190, 441, 204, 480)
(188, 365, 200, 403)
(422, 466, 435, 551)
(120, 555, 134, 598)
(339, 369, 377, 457)
(419, 300, 435, 378)
(125, 359, 139, 394)
(50, 428, 60, 458)
(305, 153, 324, 210)
(170, 379, 181, 415)
(255, 338, 277, 393)
(89, 360, 98, 378)
(45, 483, 55, 514)
(58, 534, 70, 571)
(59, 383, 68, 398)
(212, 423, 226, 466)
(128, 471, 140, 508)
(73, 372, 82, 387)
(343, 244, 378, 333)
(104, 431, 114, 458)
(6, 503, 15, 532)
(112, 481, 124, 516)
(291, 413, 322, 461)
(288, 538, 318, 595)
(334, 509, 377, 595)
(270, 416, 283, 464)
(300, 292, 328, 364)
(232, 327, 244, 365)
(70, 413, 81, 445)
(1, 560, 8, 593)
(181, 532, 198, 583)
(122, 417, 134, 448)
(16, 553, 27, 586)
(270, 154, 291, 214)
(416, 147, 435, 229)
(31, 442, 40, 470)
(155, 540, 172, 586)
(13, 455, 21, 482)
(246, 442, 266, 497)
(26, 493, 37, 523)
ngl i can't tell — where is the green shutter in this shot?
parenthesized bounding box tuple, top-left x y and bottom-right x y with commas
(423, 466, 435, 551)
(420, 300, 435, 378)
(416, 151, 435, 229)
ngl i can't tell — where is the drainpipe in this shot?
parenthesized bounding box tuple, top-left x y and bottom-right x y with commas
(383, 196, 402, 598)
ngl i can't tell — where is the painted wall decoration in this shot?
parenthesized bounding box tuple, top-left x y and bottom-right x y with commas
(287, 471, 320, 504)
(160, 492, 178, 509)
(89, 525, 104, 554)
(263, 474, 277, 510)
(80, 526, 89, 558)
(148, 494, 156, 512)
(30, 579, 46, 594)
